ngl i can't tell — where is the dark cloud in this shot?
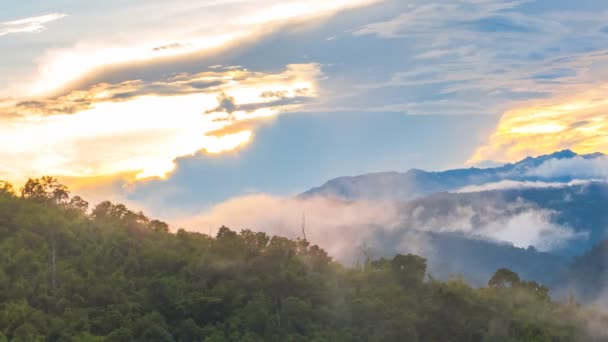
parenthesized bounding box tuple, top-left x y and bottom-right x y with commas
(532, 68, 577, 81)
(152, 43, 191, 52)
(463, 16, 538, 34)
(211, 93, 237, 114)
(570, 121, 591, 129)
(237, 96, 315, 112)
(187, 80, 225, 89)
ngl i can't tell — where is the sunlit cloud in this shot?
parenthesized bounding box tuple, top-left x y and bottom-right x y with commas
(31, 32, 244, 97)
(0, 13, 67, 37)
(16, 0, 378, 97)
(471, 85, 608, 163)
(0, 64, 321, 184)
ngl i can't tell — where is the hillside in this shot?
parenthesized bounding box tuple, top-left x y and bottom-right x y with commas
(368, 183, 608, 285)
(296, 151, 608, 290)
(0, 179, 607, 341)
(562, 241, 608, 307)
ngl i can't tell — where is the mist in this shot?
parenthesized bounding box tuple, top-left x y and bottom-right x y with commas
(178, 192, 585, 266)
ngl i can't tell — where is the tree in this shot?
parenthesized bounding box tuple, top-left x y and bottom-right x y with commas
(520, 280, 550, 301)
(149, 220, 169, 233)
(21, 176, 69, 204)
(216, 226, 238, 240)
(91, 201, 113, 220)
(133, 312, 174, 342)
(488, 268, 520, 288)
(11, 323, 44, 342)
(0, 181, 14, 195)
(0, 190, 602, 341)
(240, 229, 269, 255)
(91, 201, 134, 221)
(69, 196, 89, 213)
(391, 254, 427, 285)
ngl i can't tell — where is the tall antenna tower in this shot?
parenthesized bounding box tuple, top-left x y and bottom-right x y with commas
(301, 212, 307, 241)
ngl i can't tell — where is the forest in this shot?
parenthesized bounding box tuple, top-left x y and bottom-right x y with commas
(0, 177, 606, 341)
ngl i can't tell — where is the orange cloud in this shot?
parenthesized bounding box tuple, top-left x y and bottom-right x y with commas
(471, 84, 608, 163)
(0, 64, 321, 185)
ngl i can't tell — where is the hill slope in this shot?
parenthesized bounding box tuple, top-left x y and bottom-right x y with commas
(0, 182, 606, 341)
(562, 241, 608, 307)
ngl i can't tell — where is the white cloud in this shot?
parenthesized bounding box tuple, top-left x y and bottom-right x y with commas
(526, 156, 608, 180)
(8, 0, 378, 97)
(479, 210, 585, 252)
(354, 1, 536, 39)
(348, 0, 608, 119)
(177, 194, 403, 262)
(178, 193, 585, 263)
(404, 199, 586, 252)
(0, 13, 67, 37)
(455, 179, 595, 193)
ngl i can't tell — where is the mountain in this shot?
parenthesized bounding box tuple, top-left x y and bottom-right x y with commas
(369, 228, 568, 287)
(299, 151, 608, 291)
(363, 182, 608, 287)
(301, 150, 606, 201)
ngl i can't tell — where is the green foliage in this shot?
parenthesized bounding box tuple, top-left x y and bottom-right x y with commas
(0, 178, 605, 341)
(489, 268, 521, 288)
(489, 268, 550, 301)
(20, 177, 70, 204)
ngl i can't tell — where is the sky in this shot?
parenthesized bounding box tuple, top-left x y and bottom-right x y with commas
(3, 0, 608, 221)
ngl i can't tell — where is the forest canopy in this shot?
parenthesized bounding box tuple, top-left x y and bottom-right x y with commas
(0, 177, 606, 341)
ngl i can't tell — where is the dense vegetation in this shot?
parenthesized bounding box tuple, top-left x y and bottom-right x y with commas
(0, 177, 607, 341)
(563, 240, 608, 305)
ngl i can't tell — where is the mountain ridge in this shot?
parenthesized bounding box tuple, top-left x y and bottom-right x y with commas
(300, 150, 607, 201)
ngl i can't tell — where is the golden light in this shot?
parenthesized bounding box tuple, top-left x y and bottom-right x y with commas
(13, 0, 378, 98)
(244, 0, 378, 25)
(471, 85, 608, 163)
(31, 32, 244, 96)
(201, 131, 253, 155)
(0, 0, 380, 185)
(0, 64, 320, 185)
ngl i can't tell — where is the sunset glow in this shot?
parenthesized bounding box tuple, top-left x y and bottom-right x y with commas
(471, 85, 608, 163)
(0, 64, 320, 184)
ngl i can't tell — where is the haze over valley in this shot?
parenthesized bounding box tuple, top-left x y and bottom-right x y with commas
(3, 0, 608, 340)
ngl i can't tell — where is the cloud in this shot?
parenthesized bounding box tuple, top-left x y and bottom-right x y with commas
(207, 93, 237, 115)
(342, 0, 608, 121)
(354, 1, 530, 38)
(478, 210, 584, 252)
(3, 64, 320, 118)
(0, 13, 67, 37)
(401, 196, 585, 252)
(526, 156, 608, 180)
(11, 0, 378, 97)
(0, 64, 322, 184)
(177, 194, 403, 262)
(471, 85, 608, 162)
(455, 180, 596, 193)
(179, 193, 585, 263)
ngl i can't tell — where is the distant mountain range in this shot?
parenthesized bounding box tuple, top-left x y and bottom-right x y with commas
(301, 150, 606, 201)
(300, 150, 608, 296)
